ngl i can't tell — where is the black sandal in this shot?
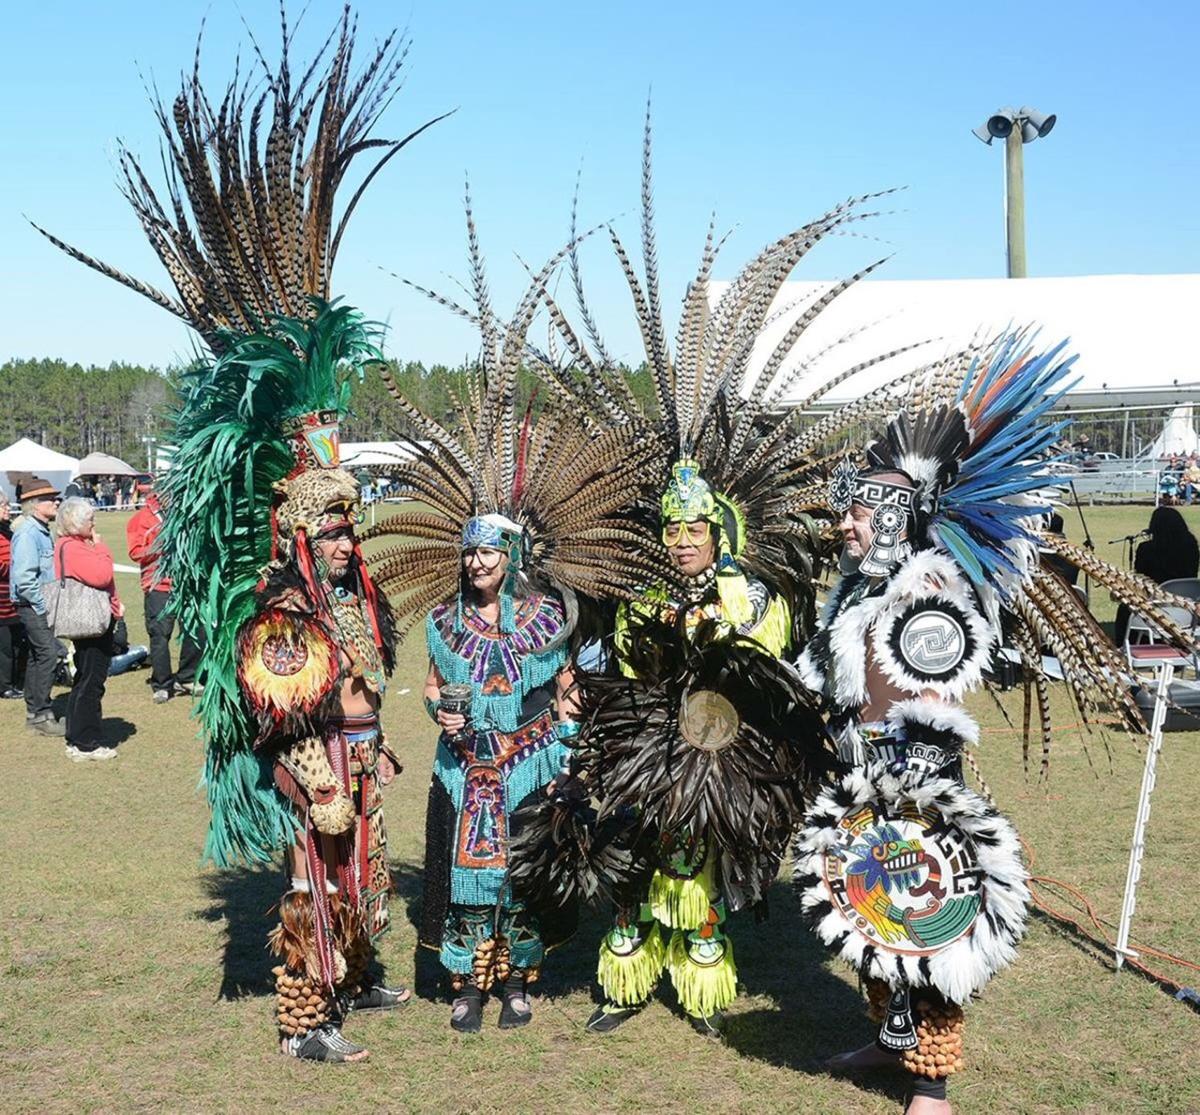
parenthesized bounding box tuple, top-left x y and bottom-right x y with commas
(450, 987, 483, 1033)
(284, 1023, 369, 1063)
(687, 1010, 725, 1039)
(348, 984, 411, 1013)
(585, 1001, 643, 1034)
(498, 990, 533, 1029)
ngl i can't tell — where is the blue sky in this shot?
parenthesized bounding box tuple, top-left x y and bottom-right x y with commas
(2, 1, 1196, 369)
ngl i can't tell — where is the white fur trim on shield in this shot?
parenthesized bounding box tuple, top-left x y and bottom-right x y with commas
(793, 765, 1029, 1005)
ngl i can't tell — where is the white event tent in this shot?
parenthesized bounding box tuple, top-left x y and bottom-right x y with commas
(715, 274, 1200, 413)
(74, 451, 140, 477)
(340, 440, 420, 469)
(0, 438, 79, 503)
(1137, 405, 1198, 460)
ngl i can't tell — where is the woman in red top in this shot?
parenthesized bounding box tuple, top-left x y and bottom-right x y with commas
(54, 497, 124, 761)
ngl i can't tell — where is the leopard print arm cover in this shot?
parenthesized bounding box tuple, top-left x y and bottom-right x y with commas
(276, 735, 355, 835)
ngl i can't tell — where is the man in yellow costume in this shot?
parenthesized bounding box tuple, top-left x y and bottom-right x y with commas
(587, 459, 794, 1038)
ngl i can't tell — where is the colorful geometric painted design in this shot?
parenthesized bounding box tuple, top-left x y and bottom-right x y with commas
(657, 829, 707, 879)
(822, 802, 981, 955)
(281, 408, 342, 471)
(456, 764, 507, 871)
(430, 593, 565, 694)
(684, 899, 728, 963)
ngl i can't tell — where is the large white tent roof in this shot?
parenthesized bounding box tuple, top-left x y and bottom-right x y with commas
(713, 274, 1200, 411)
(0, 438, 79, 502)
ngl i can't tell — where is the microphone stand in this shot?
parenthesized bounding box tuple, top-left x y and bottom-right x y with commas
(1108, 532, 1147, 570)
(1066, 479, 1095, 596)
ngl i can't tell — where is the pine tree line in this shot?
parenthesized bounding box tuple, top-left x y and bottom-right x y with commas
(0, 356, 661, 468)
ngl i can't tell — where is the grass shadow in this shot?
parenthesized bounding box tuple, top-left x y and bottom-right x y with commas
(102, 716, 137, 746)
(389, 859, 446, 1000)
(722, 878, 911, 1106)
(1028, 906, 1198, 1012)
(198, 866, 283, 1001)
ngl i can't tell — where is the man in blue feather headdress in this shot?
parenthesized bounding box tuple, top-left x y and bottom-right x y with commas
(795, 457, 1025, 1115)
(791, 332, 1200, 1113)
(792, 338, 1080, 1114)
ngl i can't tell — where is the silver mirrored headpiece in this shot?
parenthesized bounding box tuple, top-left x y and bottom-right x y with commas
(859, 501, 912, 577)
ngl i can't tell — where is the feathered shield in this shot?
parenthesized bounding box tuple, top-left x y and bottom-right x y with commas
(579, 617, 836, 909)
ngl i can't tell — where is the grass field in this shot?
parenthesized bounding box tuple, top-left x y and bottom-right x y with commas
(3, 504, 1199, 1114)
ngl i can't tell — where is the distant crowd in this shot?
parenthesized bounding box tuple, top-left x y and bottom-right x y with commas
(2, 473, 199, 762)
(1157, 452, 1200, 505)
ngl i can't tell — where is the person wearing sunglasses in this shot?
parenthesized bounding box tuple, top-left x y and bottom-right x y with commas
(588, 459, 794, 1039)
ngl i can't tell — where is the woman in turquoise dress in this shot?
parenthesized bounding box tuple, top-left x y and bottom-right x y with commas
(419, 512, 579, 1033)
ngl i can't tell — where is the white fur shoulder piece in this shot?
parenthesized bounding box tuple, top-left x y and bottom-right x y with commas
(885, 697, 980, 746)
(869, 551, 995, 703)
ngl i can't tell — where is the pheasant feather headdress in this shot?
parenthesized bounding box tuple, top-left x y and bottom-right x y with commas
(360, 192, 669, 635)
(843, 330, 1200, 765)
(34, 7, 442, 866)
(515, 108, 974, 637)
(33, 5, 447, 350)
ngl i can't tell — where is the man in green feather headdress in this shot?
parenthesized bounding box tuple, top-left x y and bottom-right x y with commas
(588, 459, 793, 1039)
(32, 5, 447, 1062)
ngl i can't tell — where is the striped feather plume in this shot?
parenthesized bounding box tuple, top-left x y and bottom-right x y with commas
(521, 112, 939, 640)
(366, 208, 675, 631)
(33, 4, 449, 351)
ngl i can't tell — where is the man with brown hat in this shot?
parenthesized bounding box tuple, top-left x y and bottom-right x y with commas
(10, 475, 65, 734)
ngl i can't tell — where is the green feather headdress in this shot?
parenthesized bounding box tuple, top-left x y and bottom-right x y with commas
(32, 8, 442, 866)
(157, 301, 382, 866)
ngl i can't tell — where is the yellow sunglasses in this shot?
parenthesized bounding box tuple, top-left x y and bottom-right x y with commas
(662, 519, 711, 547)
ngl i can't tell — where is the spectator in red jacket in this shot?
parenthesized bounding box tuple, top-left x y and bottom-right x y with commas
(0, 497, 25, 699)
(55, 497, 123, 761)
(126, 485, 201, 702)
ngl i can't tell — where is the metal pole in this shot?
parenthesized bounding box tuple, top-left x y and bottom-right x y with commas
(1115, 661, 1174, 969)
(1005, 127, 1027, 278)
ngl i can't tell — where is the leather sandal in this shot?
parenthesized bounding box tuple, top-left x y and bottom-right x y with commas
(498, 990, 533, 1029)
(450, 992, 483, 1033)
(585, 1001, 643, 1034)
(348, 984, 411, 1013)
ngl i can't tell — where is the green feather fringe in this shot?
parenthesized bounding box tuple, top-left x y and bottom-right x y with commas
(157, 299, 384, 867)
(666, 931, 737, 1017)
(597, 923, 666, 1006)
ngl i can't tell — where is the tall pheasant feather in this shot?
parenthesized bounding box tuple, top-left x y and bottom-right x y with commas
(32, 4, 449, 351)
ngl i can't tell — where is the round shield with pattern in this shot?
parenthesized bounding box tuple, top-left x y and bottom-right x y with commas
(794, 766, 1030, 1002)
(678, 689, 739, 752)
(823, 801, 980, 955)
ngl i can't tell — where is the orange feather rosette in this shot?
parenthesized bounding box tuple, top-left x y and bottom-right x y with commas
(238, 609, 340, 732)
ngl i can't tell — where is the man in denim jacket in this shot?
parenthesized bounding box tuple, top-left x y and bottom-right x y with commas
(10, 475, 63, 735)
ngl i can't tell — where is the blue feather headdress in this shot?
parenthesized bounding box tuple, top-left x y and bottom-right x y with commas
(865, 331, 1078, 596)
